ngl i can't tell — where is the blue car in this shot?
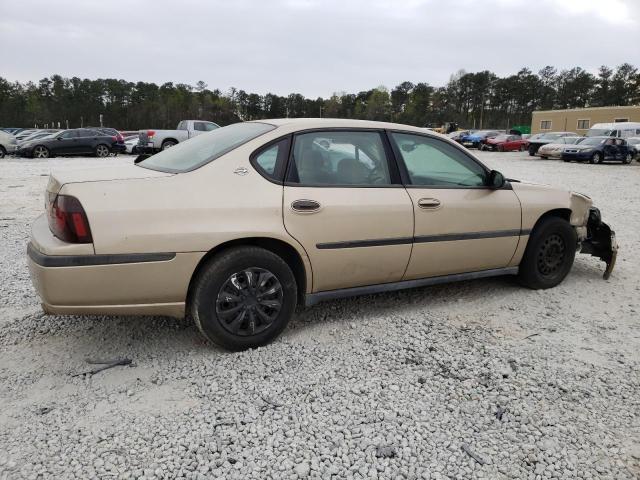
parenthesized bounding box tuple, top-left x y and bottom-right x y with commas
(458, 130, 501, 149)
(562, 137, 634, 164)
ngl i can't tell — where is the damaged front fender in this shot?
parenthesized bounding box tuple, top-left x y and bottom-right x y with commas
(579, 207, 618, 280)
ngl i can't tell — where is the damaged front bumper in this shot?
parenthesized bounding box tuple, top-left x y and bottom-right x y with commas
(579, 207, 618, 280)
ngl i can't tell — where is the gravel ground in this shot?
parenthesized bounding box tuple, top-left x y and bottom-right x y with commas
(0, 151, 639, 480)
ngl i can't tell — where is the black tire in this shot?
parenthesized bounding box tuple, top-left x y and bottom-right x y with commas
(0, 146, 6, 159)
(540, 155, 548, 159)
(563, 158, 570, 162)
(94, 144, 110, 158)
(161, 140, 176, 150)
(622, 153, 632, 164)
(519, 144, 526, 152)
(190, 246, 297, 351)
(528, 146, 536, 156)
(590, 152, 601, 164)
(518, 217, 577, 289)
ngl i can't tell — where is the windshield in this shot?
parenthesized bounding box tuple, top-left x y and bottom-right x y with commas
(587, 129, 612, 137)
(492, 135, 509, 141)
(138, 122, 276, 173)
(580, 137, 606, 146)
(539, 133, 563, 141)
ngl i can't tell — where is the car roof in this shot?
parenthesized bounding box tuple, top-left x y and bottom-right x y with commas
(251, 118, 437, 135)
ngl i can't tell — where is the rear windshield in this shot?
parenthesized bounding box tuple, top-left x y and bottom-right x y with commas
(138, 122, 275, 173)
(587, 129, 613, 137)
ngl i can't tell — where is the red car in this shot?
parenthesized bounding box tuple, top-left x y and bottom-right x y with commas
(482, 134, 529, 152)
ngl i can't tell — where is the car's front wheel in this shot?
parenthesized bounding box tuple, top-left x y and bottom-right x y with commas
(590, 152, 602, 164)
(0, 146, 6, 159)
(190, 246, 297, 351)
(528, 146, 536, 156)
(518, 217, 577, 289)
(622, 153, 632, 164)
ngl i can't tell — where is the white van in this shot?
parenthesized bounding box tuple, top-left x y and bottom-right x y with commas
(586, 122, 640, 138)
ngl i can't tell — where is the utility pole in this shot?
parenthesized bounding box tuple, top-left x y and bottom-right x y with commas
(319, 106, 323, 118)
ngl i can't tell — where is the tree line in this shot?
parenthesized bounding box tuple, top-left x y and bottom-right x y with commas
(0, 64, 638, 130)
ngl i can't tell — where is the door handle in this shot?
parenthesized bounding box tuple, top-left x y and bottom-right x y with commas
(291, 199, 321, 213)
(418, 198, 441, 209)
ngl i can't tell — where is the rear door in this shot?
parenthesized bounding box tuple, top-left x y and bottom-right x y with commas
(282, 129, 414, 292)
(388, 131, 522, 280)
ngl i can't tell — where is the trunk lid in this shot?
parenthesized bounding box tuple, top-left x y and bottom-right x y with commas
(46, 164, 173, 193)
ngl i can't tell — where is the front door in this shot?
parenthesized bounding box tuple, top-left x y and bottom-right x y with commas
(51, 130, 79, 155)
(283, 130, 414, 292)
(388, 131, 522, 280)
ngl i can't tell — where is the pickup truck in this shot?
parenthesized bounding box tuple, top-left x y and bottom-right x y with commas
(138, 120, 220, 154)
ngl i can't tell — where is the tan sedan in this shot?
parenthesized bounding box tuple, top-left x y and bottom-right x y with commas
(27, 119, 617, 350)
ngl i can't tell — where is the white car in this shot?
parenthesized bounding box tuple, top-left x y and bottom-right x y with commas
(123, 135, 140, 154)
(0, 131, 17, 158)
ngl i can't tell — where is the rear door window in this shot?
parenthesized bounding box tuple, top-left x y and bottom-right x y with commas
(286, 131, 393, 186)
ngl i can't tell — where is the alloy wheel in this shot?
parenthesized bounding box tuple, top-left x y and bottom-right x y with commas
(215, 268, 283, 337)
(33, 146, 49, 158)
(537, 234, 566, 277)
(96, 145, 109, 157)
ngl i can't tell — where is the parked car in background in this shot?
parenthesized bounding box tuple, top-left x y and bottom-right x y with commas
(16, 128, 126, 159)
(86, 127, 126, 154)
(447, 130, 470, 142)
(0, 130, 18, 158)
(27, 118, 617, 350)
(536, 137, 583, 159)
(527, 132, 576, 156)
(458, 130, 501, 149)
(138, 120, 220, 154)
(123, 135, 140, 154)
(586, 122, 640, 139)
(481, 134, 528, 152)
(562, 137, 633, 164)
(14, 129, 40, 141)
(17, 130, 60, 145)
(626, 137, 640, 159)
(1, 128, 23, 135)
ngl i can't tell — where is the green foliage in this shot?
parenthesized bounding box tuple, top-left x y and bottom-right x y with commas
(1, 64, 638, 129)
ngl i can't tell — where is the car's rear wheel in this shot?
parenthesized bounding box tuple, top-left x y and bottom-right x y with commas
(528, 146, 536, 156)
(0, 146, 6, 159)
(622, 153, 632, 164)
(190, 246, 297, 351)
(519, 144, 526, 152)
(161, 140, 176, 150)
(497, 145, 504, 152)
(540, 155, 548, 159)
(33, 145, 49, 159)
(590, 152, 601, 164)
(518, 217, 576, 289)
(95, 144, 110, 158)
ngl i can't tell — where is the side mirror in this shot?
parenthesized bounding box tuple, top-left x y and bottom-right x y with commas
(487, 170, 505, 189)
(57, 137, 63, 140)
(134, 154, 150, 164)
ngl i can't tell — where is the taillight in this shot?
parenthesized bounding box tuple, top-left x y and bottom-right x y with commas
(47, 194, 93, 243)
(111, 135, 118, 142)
(116, 133, 124, 142)
(147, 130, 155, 138)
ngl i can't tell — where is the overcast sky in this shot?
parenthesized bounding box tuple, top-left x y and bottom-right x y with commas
(1, 0, 638, 97)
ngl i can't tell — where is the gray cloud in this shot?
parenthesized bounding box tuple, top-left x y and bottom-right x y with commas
(1, 0, 638, 97)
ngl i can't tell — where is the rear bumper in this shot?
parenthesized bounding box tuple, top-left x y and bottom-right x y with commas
(112, 144, 127, 153)
(27, 217, 205, 317)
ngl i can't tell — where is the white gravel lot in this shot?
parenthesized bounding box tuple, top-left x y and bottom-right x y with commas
(0, 151, 639, 480)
